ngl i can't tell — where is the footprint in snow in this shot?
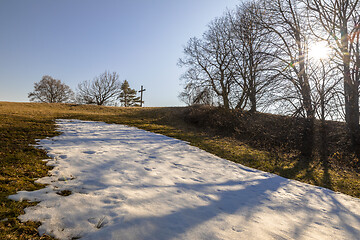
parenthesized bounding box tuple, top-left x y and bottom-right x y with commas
(190, 177, 204, 183)
(232, 226, 243, 233)
(172, 163, 183, 167)
(197, 195, 212, 202)
(110, 194, 127, 201)
(83, 150, 96, 154)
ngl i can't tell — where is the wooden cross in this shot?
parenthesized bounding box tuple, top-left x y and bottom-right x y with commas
(138, 85, 146, 107)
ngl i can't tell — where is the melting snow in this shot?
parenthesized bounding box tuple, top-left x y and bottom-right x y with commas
(9, 119, 360, 239)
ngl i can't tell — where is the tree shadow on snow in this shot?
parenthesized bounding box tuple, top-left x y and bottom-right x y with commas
(84, 175, 360, 240)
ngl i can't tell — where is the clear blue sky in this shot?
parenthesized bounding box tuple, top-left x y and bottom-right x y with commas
(0, 0, 239, 107)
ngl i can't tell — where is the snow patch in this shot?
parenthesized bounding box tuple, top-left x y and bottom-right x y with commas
(9, 119, 360, 240)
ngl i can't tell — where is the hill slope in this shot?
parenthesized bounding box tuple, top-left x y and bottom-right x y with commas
(0, 102, 359, 239)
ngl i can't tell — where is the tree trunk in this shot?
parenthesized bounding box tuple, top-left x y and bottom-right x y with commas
(220, 71, 230, 109)
(344, 77, 359, 144)
(342, 23, 359, 145)
(297, 32, 314, 158)
(222, 93, 230, 109)
(249, 84, 256, 113)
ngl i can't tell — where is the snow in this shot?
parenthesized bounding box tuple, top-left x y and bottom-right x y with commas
(9, 119, 360, 240)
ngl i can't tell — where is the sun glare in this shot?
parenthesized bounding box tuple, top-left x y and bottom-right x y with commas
(309, 41, 331, 60)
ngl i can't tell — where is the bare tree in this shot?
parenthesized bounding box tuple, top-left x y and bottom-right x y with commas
(28, 75, 74, 103)
(304, 0, 360, 142)
(229, 1, 278, 112)
(261, 0, 314, 119)
(257, 0, 318, 157)
(77, 71, 121, 106)
(179, 16, 236, 109)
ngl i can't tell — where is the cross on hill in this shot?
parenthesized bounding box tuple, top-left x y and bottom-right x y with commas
(139, 85, 146, 107)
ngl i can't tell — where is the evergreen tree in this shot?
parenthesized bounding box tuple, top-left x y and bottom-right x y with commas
(119, 80, 141, 107)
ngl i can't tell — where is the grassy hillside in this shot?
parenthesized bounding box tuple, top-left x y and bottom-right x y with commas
(0, 102, 359, 239)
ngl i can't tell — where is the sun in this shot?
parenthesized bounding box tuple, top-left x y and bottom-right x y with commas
(309, 41, 331, 60)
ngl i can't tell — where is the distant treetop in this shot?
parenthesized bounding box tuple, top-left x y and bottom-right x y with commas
(28, 75, 74, 103)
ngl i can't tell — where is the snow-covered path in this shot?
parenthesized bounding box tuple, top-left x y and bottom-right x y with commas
(9, 119, 360, 240)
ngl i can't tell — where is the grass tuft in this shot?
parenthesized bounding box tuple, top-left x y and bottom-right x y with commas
(56, 190, 72, 196)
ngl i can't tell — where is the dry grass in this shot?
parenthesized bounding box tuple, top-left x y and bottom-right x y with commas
(0, 102, 359, 239)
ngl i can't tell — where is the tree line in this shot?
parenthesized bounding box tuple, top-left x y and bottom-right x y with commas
(28, 71, 143, 107)
(179, 0, 360, 153)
